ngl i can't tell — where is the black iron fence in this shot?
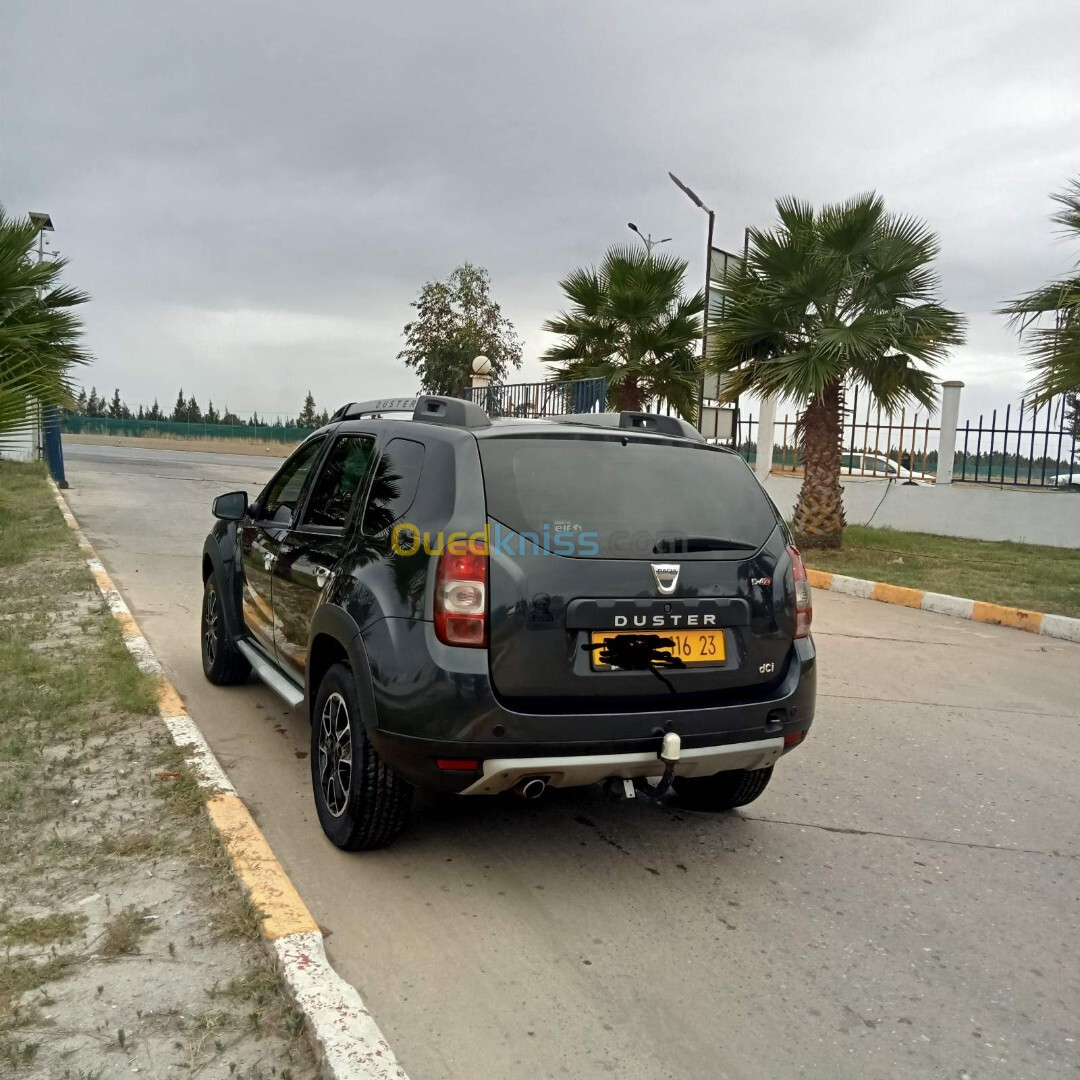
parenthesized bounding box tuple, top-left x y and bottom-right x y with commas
(955, 397, 1078, 487)
(734, 390, 1078, 488)
(464, 377, 607, 419)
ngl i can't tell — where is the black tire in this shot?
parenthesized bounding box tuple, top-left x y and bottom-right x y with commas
(201, 574, 251, 685)
(673, 766, 774, 811)
(311, 662, 412, 850)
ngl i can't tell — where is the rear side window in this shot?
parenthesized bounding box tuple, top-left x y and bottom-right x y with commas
(303, 434, 376, 529)
(362, 438, 426, 535)
(478, 436, 779, 558)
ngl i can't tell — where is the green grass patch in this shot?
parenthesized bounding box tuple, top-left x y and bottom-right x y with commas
(0, 462, 70, 568)
(1, 912, 86, 947)
(806, 525, 1080, 618)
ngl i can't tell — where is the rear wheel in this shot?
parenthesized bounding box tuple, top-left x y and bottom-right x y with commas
(311, 663, 411, 850)
(201, 574, 251, 685)
(673, 766, 773, 811)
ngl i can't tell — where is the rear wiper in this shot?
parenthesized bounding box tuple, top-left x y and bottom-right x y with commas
(653, 535, 758, 553)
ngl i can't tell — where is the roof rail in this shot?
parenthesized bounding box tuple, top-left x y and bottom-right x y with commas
(330, 395, 492, 430)
(550, 411, 705, 442)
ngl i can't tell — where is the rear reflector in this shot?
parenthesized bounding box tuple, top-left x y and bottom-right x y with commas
(434, 540, 488, 647)
(787, 544, 813, 638)
(437, 758, 480, 771)
(783, 730, 806, 749)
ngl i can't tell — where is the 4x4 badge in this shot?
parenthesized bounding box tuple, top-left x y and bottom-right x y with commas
(651, 563, 680, 595)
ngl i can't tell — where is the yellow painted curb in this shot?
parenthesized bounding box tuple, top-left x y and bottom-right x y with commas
(207, 794, 320, 939)
(972, 601, 1044, 633)
(872, 582, 924, 609)
(49, 484, 320, 950)
(806, 569, 834, 589)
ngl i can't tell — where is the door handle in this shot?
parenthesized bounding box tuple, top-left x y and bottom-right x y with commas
(315, 566, 331, 589)
(263, 552, 276, 572)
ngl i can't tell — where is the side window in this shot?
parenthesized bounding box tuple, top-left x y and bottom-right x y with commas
(303, 435, 377, 529)
(260, 438, 325, 526)
(839, 454, 855, 471)
(362, 438, 426, 535)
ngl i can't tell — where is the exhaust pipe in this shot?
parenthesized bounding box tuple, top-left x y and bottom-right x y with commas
(515, 777, 547, 800)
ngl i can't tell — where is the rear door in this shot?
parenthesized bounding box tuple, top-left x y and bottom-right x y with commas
(271, 432, 377, 682)
(478, 433, 793, 710)
(240, 436, 326, 658)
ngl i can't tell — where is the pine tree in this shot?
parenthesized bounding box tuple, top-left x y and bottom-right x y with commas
(250, 411, 261, 429)
(186, 395, 202, 423)
(108, 388, 123, 418)
(76, 387, 88, 413)
(298, 391, 318, 428)
(137, 405, 145, 420)
(221, 405, 241, 425)
(316, 409, 330, 427)
(148, 398, 162, 421)
(205, 399, 220, 424)
(172, 389, 187, 422)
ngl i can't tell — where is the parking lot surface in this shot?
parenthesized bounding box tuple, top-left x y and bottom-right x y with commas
(63, 441, 1079, 1080)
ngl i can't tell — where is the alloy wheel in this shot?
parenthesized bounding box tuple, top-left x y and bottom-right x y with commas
(318, 692, 352, 818)
(203, 585, 219, 666)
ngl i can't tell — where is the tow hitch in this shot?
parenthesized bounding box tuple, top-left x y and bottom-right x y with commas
(603, 732, 681, 801)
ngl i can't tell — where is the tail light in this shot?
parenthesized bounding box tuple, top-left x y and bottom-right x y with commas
(787, 544, 812, 638)
(434, 541, 488, 647)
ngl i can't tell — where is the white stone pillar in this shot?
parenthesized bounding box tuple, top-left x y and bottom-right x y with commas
(755, 397, 778, 482)
(936, 380, 964, 485)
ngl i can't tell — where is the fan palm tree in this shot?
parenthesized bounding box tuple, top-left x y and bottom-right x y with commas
(543, 245, 705, 418)
(998, 178, 1080, 404)
(0, 207, 91, 447)
(710, 193, 965, 549)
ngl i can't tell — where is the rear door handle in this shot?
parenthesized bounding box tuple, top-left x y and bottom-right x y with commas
(263, 552, 276, 572)
(315, 566, 331, 589)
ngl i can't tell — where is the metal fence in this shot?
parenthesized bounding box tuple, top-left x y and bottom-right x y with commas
(464, 377, 607, 418)
(955, 397, 1078, 486)
(62, 415, 317, 443)
(734, 389, 1078, 488)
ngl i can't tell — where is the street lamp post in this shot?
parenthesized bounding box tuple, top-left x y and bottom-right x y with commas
(667, 174, 714, 426)
(627, 222, 671, 258)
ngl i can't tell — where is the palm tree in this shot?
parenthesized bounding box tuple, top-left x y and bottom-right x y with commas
(710, 193, 965, 549)
(543, 245, 705, 418)
(999, 178, 1080, 404)
(0, 207, 90, 446)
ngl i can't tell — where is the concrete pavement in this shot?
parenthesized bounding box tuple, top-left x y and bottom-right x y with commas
(61, 441, 1080, 1080)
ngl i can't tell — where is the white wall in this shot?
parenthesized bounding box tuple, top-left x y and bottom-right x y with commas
(0, 409, 40, 463)
(763, 473, 1080, 549)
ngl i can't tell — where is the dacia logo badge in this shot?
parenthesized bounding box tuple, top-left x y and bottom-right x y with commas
(651, 563, 680, 595)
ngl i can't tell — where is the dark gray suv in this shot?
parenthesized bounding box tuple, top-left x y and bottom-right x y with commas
(201, 396, 816, 849)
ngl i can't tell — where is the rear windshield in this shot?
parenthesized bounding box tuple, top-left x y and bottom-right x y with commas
(478, 435, 779, 558)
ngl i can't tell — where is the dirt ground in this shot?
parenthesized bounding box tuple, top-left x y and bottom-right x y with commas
(0, 464, 317, 1080)
(63, 434, 294, 458)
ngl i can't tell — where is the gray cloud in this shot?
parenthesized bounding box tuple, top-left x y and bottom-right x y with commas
(4, 0, 1078, 420)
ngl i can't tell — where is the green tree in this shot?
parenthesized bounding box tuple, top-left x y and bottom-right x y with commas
(298, 390, 318, 428)
(205, 399, 219, 424)
(999, 178, 1080, 404)
(171, 388, 187, 422)
(75, 386, 88, 413)
(0, 207, 91, 443)
(710, 193, 965, 549)
(186, 395, 201, 423)
(399, 262, 523, 397)
(543, 245, 705, 417)
(86, 386, 105, 417)
(147, 398, 162, 421)
(108, 387, 123, 418)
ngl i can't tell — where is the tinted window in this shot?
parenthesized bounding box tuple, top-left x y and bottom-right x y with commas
(478, 436, 779, 558)
(260, 438, 325, 526)
(303, 434, 377, 529)
(362, 438, 426, 534)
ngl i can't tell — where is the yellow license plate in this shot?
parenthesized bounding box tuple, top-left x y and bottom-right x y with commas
(589, 630, 726, 669)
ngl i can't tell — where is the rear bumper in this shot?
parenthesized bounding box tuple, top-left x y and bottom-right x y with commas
(459, 737, 784, 795)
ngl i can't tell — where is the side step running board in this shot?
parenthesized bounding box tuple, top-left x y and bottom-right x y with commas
(237, 640, 305, 708)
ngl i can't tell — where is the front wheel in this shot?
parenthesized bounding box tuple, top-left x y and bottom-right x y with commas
(311, 663, 412, 850)
(673, 766, 774, 811)
(201, 574, 251, 685)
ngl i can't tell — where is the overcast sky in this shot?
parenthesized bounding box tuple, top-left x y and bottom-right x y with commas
(4, 0, 1078, 422)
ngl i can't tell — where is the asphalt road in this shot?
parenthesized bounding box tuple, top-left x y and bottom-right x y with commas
(62, 441, 1079, 1080)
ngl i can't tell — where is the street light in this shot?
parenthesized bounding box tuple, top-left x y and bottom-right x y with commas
(668, 173, 716, 427)
(28, 212, 54, 264)
(627, 222, 671, 258)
